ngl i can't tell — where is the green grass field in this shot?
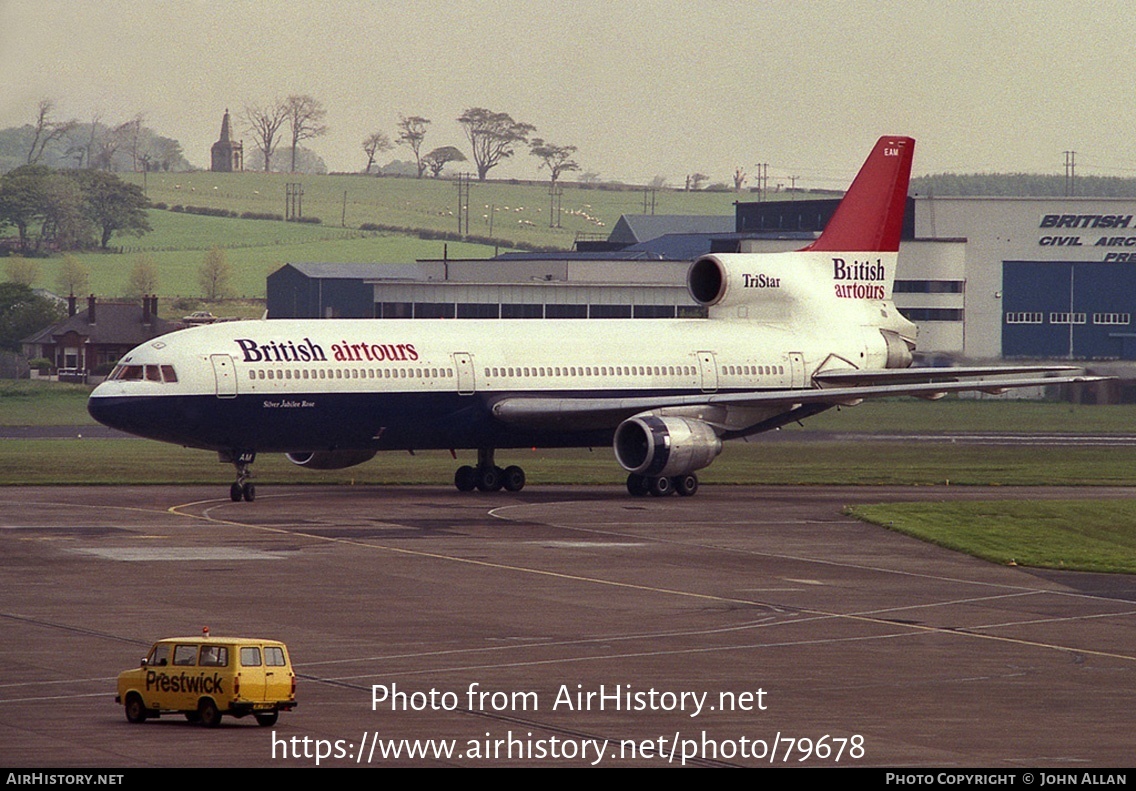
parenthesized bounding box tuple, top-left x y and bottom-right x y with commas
(10, 170, 753, 306)
(3, 384, 1134, 574)
(849, 501, 1136, 574)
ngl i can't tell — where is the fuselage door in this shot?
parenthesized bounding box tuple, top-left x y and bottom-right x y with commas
(697, 351, 718, 393)
(211, 354, 237, 398)
(453, 352, 475, 395)
(788, 352, 806, 388)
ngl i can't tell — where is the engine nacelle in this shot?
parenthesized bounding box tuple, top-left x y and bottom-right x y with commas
(613, 415, 722, 478)
(285, 450, 378, 470)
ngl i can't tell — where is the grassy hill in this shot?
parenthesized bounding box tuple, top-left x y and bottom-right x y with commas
(8, 171, 755, 315)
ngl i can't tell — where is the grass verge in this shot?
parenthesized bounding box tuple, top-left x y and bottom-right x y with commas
(847, 500, 1136, 574)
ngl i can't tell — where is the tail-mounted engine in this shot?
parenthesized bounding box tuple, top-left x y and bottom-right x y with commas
(613, 415, 722, 478)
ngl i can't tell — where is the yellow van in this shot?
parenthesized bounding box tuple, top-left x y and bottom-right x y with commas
(116, 635, 296, 727)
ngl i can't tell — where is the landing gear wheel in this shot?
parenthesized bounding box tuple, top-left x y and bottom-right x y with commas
(124, 694, 148, 723)
(476, 466, 502, 492)
(227, 450, 256, 503)
(254, 711, 279, 727)
(626, 474, 650, 497)
(674, 474, 699, 497)
(649, 476, 673, 497)
(502, 465, 526, 492)
(197, 699, 222, 728)
(454, 465, 477, 492)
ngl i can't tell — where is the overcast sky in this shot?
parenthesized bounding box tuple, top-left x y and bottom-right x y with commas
(2, 0, 1133, 189)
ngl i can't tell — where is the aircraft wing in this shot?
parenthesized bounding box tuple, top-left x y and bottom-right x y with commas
(811, 364, 1084, 388)
(490, 371, 1110, 430)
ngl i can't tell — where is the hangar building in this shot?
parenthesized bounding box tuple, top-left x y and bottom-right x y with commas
(266, 194, 1136, 367)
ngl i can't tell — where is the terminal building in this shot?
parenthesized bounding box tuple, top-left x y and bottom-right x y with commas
(266, 194, 1136, 372)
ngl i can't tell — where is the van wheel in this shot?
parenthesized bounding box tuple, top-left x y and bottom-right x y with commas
(254, 711, 279, 727)
(184, 711, 201, 723)
(124, 694, 148, 723)
(198, 699, 222, 728)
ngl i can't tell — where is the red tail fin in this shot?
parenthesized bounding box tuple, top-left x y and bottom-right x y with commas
(805, 136, 914, 253)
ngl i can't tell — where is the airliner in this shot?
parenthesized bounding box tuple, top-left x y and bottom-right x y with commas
(88, 136, 1102, 501)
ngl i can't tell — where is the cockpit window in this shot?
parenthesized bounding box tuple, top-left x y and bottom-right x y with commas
(108, 364, 178, 383)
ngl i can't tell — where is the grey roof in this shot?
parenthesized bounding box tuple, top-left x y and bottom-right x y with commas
(607, 214, 736, 246)
(278, 262, 430, 281)
(22, 302, 177, 347)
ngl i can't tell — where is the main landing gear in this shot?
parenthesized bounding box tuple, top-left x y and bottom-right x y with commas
(225, 450, 257, 502)
(453, 448, 525, 493)
(626, 472, 699, 497)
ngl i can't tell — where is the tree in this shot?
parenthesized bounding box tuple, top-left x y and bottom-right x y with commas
(126, 254, 159, 298)
(457, 108, 535, 181)
(362, 132, 393, 175)
(0, 165, 93, 254)
(421, 146, 466, 178)
(244, 101, 289, 173)
(4, 256, 39, 287)
(685, 173, 709, 191)
(283, 95, 328, 173)
(26, 100, 77, 166)
(0, 165, 52, 254)
(66, 170, 151, 249)
(733, 167, 747, 192)
(529, 139, 579, 184)
(395, 116, 430, 178)
(0, 282, 63, 352)
(56, 254, 90, 296)
(199, 246, 232, 301)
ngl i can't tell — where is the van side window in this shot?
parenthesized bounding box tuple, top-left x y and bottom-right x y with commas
(265, 647, 287, 666)
(240, 647, 262, 667)
(173, 645, 197, 665)
(199, 646, 228, 667)
(147, 644, 169, 667)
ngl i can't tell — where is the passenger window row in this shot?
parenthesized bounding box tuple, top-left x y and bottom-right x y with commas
(248, 367, 455, 381)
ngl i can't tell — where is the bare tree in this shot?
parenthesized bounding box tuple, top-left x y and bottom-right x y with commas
(56, 255, 90, 296)
(26, 100, 77, 165)
(421, 146, 466, 178)
(395, 116, 430, 178)
(457, 108, 535, 181)
(126, 254, 159, 298)
(733, 167, 747, 192)
(125, 114, 145, 171)
(92, 120, 134, 171)
(199, 246, 233, 301)
(243, 101, 289, 173)
(362, 131, 393, 174)
(529, 139, 579, 184)
(283, 95, 328, 173)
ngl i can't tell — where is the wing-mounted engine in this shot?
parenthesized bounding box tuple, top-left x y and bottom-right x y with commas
(285, 450, 378, 469)
(613, 415, 722, 478)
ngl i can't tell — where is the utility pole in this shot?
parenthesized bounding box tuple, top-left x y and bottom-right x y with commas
(285, 183, 303, 220)
(1064, 151, 1076, 196)
(455, 174, 472, 237)
(754, 163, 769, 201)
(549, 181, 563, 228)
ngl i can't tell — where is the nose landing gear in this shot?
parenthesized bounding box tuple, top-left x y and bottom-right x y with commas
(222, 450, 257, 502)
